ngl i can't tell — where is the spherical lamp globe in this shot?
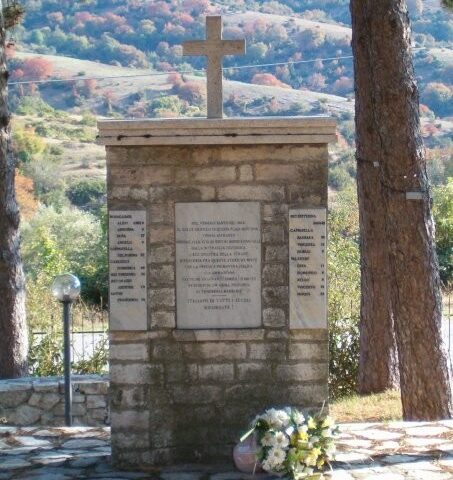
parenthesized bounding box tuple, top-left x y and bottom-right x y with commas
(51, 274, 81, 302)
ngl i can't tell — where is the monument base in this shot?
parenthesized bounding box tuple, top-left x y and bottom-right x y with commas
(99, 117, 335, 468)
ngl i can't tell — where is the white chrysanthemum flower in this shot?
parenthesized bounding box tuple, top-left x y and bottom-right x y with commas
(275, 410, 291, 429)
(292, 410, 305, 425)
(261, 431, 274, 447)
(321, 428, 332, 438)
(261, 408, 277, 426)
(262, 454, 279, 473)
(271, 431, 289, 449)
(311, 435, 320, 443)
(261, 458, 274, 472)
(267, 447, 286, 467)
(262, 408, 290, 429)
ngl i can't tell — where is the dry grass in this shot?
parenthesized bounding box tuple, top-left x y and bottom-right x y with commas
(331, 390, 402, 423)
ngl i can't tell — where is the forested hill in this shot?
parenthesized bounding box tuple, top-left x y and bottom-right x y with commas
(8, 0, 452, 119)
(7, 0, 452, 312)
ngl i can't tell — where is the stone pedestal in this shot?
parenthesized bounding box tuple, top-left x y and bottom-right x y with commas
(98, 116, 336, 469)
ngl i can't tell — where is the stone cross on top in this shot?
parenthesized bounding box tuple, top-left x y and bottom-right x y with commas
(183, 16, 246, 119)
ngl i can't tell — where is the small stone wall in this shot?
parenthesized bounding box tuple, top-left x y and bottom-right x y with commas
(0, 375, 109, 426)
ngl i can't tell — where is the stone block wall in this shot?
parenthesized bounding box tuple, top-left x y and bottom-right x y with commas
(0, 375, 109, 426)
(106, 140, 330, 468)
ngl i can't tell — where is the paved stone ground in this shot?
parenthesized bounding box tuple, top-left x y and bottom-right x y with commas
(0, 422, 453, 479)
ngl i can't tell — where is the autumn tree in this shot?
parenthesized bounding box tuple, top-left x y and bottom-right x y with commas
(102, 89, 116, 114)
(251, 73, 291, 89)
(351, 0, 452, 418)
(22, 57, 53, 80)
(182, 0, 209, 15)
(84, 78, 97, 98)
(0, 1, 28, 378)
(307, 73, 326, 90)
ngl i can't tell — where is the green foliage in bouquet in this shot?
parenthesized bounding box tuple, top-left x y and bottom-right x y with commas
(242, 407, 339, 480)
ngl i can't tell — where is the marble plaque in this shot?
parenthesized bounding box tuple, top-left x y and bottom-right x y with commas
(289, 208, 327, 328)
(109, 211, 147, 330)
(175, 202, 261, 329)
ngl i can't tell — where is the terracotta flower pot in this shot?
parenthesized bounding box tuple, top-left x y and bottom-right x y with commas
(233, 435, 262, 474)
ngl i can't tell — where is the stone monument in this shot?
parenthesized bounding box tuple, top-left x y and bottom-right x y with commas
(98, 15, 336, 469)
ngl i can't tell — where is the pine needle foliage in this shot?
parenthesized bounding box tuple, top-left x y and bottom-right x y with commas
(2, 1, 24, 30)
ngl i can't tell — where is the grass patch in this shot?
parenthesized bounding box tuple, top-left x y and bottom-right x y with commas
(331, 390, 402, 423)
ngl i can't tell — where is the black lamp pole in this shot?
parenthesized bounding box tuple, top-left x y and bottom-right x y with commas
(63, 299, 72, 426)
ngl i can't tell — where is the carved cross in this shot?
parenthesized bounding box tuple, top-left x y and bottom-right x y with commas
(183, 16, 246, 119)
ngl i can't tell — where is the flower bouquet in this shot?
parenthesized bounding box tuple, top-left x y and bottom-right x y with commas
(239, 407, 339, 480)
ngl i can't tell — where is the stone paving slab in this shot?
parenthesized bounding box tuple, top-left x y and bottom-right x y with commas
(0, 422, 452, 479)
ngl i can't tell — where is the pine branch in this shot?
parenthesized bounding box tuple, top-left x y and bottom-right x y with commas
(2, 3, 24, 30)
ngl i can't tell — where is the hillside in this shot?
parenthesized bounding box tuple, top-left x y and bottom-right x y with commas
(7, 0, 452, 213)
(10, 50, 354, 182)
(7, 0, 452, 325)
(12, 0, 452, 100)
(13, 51, 353, 115)
(226, 11, 352, 40)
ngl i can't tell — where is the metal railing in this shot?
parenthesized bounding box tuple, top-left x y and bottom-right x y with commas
(29, 307, 108, 375)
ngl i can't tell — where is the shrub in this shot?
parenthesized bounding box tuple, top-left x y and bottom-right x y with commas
(15, 96, 55, 116)
(28, 329, 63, 377)
(332, 76, 354, 96)
(172, 80, 206, 106)
(66, 178, 106, 216)
(12, 127, 46, 163)
(22, 158, 66, 206)
(73, 337, 108, 375)
(421, 83, 453, 117)
(251, 73, 291, 89)
(15, 172, 38, 220)
(329, 166, 354, 190)
(328, 187, 361, 398)
(148, 94, 186, 117)
(433, 178, 453, 288)
(29, 307, 104, 376)
(49, 144, 64, 156)
(21, 205, 108, 303)
(297, 28, 326, 50)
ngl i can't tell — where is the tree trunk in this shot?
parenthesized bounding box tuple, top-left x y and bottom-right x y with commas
(351, 0, 452, 419)
(357, 181, 399, 393)
(0, 10, 28, 378)
(353, 2, 400, 394)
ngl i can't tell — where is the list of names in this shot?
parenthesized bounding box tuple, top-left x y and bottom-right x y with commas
(289, 208, 327, 328)
(109, 210, 147, 331)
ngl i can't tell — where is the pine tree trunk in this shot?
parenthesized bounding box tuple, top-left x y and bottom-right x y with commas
(352, 2, 400, 395)
(357, 184, 399, 393)
(0, 13, 28, 378)
(351, 0, 452, 419)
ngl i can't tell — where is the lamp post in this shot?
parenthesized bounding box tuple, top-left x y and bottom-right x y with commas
(51, 274, 81, 427)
